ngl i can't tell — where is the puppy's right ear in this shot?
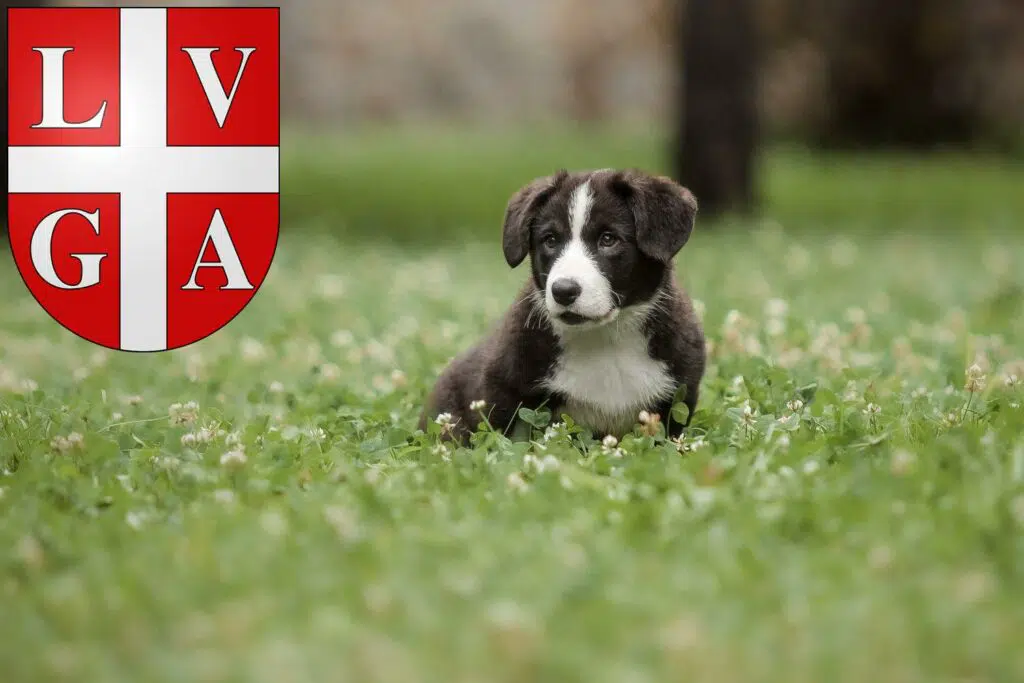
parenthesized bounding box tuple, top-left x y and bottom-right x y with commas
(502, 170, 567, 268)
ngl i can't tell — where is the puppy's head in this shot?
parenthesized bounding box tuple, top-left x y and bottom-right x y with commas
(502, 168, 697, 329)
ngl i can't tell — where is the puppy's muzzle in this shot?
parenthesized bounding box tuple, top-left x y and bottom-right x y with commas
(550, 278, 582, 306)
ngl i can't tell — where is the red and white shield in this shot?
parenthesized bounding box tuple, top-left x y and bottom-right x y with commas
(6, 7, 279, 352)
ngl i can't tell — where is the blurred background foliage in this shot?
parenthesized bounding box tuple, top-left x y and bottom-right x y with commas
(3, 0, 1023, 241)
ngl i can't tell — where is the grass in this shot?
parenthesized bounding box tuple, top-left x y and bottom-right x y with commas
(281, 125, 1024, 242)
(2, 134, 1024, 681)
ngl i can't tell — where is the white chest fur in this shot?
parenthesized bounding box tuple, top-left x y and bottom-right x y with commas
(542, 315, 676, 436)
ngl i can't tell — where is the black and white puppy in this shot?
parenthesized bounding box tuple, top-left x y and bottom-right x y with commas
(419, 168, 706, 443)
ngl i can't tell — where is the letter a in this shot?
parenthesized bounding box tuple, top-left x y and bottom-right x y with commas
(31, 47, 107, 128)
(182, 210, 254, 291)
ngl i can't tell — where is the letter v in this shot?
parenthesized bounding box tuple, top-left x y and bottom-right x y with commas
(182, 47, 256, 127)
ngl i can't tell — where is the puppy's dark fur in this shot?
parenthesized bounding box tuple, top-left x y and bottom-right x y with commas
(419, 168, 706, 443)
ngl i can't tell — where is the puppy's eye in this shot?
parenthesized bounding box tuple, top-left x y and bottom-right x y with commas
(598, 232, 619, 248)
(542, 234, 559, 249)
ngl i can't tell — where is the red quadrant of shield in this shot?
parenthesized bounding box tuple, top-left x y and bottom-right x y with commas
(7, 194, 121, 349)
(166, 8, 279, 146)
(166, 193, 279, 351)
(7, 8, 120, 146)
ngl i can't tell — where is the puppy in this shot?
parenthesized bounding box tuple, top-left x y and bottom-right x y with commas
(419, 168, 706, 443)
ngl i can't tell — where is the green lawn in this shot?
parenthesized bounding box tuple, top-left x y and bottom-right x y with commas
(282, 127, 1024, 242)
(2, 141, 1024, 682)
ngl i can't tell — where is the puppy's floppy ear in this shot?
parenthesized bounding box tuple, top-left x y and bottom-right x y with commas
(610, 170, 698, 262)
(502, 170, 567, 268)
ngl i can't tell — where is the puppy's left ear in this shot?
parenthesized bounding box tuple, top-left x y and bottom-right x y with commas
(502, 170, 567, 268)
(611, 170, 698, 262)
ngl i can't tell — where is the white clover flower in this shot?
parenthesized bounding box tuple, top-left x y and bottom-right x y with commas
(317, 274, 346, 300)
(268, 381, 285, 394)
(1004, 374, 1019, 389)
(542, 423, 566, 442)
(765, 318, 786, 337)
(364, 339, 396, 364)
(688, 435, 708, 451)
(435, 412, 453, 426)
(240, 337, 268, 362)
(538, 454, 560, 472)
(16, 535, 44, 568)
(260, 510, 289, 538)
(786, 399, 804, 413)
(323, 505, 362, 542)
(319, 363, 342, 382)
(602, 434, 618, 449)
(154, 456, 180, 471)
(506, 472, 529, 492)
(638, 410, 652, 425)
(364, 467, 382, 485)
(469, 399, 487, 412)
(965, 364, 986, 393)
(193, 426, 216, 443)
(764, 298, 789, 319)
(743, 337, 764, 357)
(863, 403, 881, 416)
(692, 299, 706, 319)
(169, 401, 199, 425)
(304, 426, 327, 442)
(51, 432, 84, 453)
(723, 309, 745, 328)
(125, 511, 146, 530)
(890, 449, 916, 476)
(844, 307, 867, 325)
(220, 449, 247, 468)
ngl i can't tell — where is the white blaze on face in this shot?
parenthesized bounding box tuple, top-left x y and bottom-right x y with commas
(546, 179, 615, 319)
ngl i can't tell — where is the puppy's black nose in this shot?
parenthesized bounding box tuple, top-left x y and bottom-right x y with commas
(550, 278, 582, 306)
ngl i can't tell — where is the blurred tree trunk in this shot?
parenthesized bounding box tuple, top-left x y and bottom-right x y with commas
(674, 0, 759, 219)
(2, 1, 50, 227)
(815, 0, 979, 149)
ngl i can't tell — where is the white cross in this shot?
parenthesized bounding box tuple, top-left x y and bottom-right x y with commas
(7, 7, 279, 352)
